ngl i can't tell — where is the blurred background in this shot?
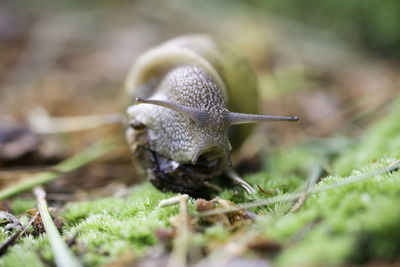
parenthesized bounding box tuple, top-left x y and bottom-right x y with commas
(0, 0, 399, 193)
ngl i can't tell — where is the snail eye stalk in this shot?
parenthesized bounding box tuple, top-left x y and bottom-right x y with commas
(136, 98, 209, 125)
(228, 112, 299, 125)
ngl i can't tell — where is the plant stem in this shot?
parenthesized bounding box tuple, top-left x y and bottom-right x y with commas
(198, 159, 400, 217)
(167, 194, 190, 267)
(291, 162, 323, 212)
(0, 137, 120, 200)
(34, 186, 81, 267)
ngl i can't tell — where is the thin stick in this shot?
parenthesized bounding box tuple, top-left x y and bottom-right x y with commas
(0, 214, 37, 255)
(0, 231, 21, 256)
(197, 159, 400, 217)
(0, 137, 120, 200)
(291, 162, 323, 212)
(34, 186, 81, 267)
(167, 195, 190, 267)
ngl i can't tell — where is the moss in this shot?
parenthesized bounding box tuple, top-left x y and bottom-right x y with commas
(9, 198, 36, 215)
(242, 98, 400, 266)
(249, 158, 400, 266)
(334, 98, 400, 175)
(203, 224, 230, 243)
(1, 183, 177, 267)
(3, 160, 399, 266)
(276, 233, 353, 267)
(0, 228, 7, 244)
(62, 183, 177, 266)
(2, 236, 51, 267)
(2, 99, 400, 266)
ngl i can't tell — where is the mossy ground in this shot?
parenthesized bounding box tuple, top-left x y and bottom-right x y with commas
(1, 98, 400, 266)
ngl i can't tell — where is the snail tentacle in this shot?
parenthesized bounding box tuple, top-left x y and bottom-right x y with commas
(136, 98, 209, 124)
(228, 112, 299, 125)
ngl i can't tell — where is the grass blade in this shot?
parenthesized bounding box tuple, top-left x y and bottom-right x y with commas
(34, 186, 81, 267)
(0, 136, 120, 200)
(198, 159, 400, 217)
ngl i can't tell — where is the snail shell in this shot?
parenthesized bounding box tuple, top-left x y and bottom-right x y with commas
(125, 34, 297, 195)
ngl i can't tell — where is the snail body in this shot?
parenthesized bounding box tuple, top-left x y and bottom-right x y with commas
(125, 35, 298, 195)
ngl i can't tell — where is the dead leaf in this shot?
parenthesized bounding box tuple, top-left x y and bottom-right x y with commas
(195, 198, 252, 229)
(27, 207, 64, 234)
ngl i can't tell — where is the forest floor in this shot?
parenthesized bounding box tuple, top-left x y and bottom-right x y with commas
(1, 1, 400, 266)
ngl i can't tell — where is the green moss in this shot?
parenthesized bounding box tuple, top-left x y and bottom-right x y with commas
(276, 234, 353, 267)
(2, 162, 400, 267)
(203, 224, 230, 243)
(334, 98, 400, 175)
(9, 198, 36, 215)
(2, 98, 400, 266)
(0, 183, 177, 267)
(2, 236, 51, 267)
(248, 157, 400, 266)
(62, 183, 177, 266)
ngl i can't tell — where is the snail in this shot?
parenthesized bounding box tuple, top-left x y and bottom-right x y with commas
(125, 34, 298, 196)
